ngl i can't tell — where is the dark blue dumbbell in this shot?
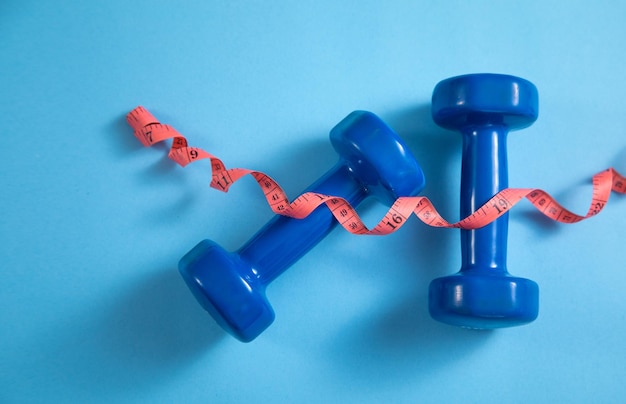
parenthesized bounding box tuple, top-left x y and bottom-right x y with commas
(428, 73, 540, 329)
(179, 111, 426, 341)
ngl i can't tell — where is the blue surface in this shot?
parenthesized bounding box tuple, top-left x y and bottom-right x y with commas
(1, 1, 626, 403)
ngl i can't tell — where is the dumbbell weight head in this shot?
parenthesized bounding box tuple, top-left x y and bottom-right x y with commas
(330, 111, 426, 205)
(429, 273, 540, 329)
(179, 239, 270, 341)
(432, 73, 539, 130)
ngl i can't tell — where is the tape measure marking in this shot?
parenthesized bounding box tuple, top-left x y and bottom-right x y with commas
(126, 106, 626, 235)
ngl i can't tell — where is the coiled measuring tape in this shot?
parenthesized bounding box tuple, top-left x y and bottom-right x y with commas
(126, 106, 625, 234)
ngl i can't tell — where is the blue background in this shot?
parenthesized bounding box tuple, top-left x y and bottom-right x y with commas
(2, 1, 626, 402)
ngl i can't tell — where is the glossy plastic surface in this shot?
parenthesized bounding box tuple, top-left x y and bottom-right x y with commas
(429, 73, 540, 329)
(179, 111, 426, 341)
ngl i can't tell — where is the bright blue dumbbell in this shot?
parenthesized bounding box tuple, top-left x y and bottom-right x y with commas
(428, 73, 540, 329)
(179, 111, 426, 342)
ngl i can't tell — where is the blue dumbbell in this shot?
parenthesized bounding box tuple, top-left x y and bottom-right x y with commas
(428, 73, 540, 328)
(179, 111, 426, 341)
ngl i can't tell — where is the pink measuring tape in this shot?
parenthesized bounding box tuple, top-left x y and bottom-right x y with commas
(126, 106, 626, 234)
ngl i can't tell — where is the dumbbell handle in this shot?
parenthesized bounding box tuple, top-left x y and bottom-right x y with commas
(239, 162, 366, 285)
(460, 125, 509, 272)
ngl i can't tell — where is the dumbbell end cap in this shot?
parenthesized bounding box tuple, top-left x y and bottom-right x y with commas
(330, 110, 426, 205)
(428, 272, 539, 329)
(179, 239, 274, 342)
(432, 73, 539, 131)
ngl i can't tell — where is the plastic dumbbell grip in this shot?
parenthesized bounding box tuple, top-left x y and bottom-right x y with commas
(460, 125, 509, 271)
(238, 162, 367, 285)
